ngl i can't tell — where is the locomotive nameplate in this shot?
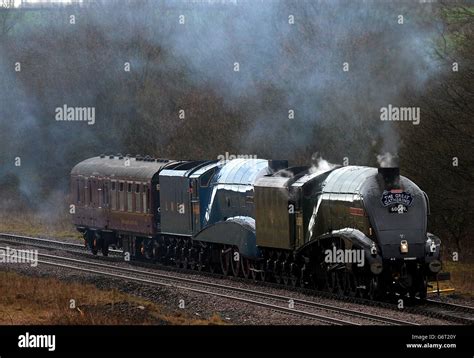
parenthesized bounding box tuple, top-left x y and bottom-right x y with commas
(381, 190, 413, 207)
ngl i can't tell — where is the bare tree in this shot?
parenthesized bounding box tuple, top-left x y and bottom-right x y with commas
(0, 1, 22, 37)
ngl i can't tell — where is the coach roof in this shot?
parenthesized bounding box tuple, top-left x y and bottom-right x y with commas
(71, 156, 174, 181)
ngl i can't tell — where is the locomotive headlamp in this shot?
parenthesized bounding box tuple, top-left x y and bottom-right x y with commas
(429, 241, 437, 253)
(370, 243, 377, 256)
(400, 240, 409, 254)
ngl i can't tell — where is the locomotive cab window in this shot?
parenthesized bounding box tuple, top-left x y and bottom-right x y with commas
(200, 169, 215, 188)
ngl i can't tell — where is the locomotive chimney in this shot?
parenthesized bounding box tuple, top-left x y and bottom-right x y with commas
(268, 160, 288, 173)
(378, 167, 400, 190)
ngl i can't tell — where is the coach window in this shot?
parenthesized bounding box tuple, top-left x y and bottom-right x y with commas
(143, 185, 148, 213)
(76, 179, 81, 203)
(147, 187, 150, 214)
(83, 180, 88, 205)
(97, 181, 103, 208)
(103, 182, 109, 208)
(80, 178, 85, 204)
(85, 180, 92, 206)
(119, 182, 125, 211)
(127, 183, 133, 212)
(110, 181, 116, 210)
(135, 184, 141, 213)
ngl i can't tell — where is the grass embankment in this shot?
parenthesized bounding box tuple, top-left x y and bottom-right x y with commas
(438, 261, 474, 299)
(0, 211, 81, 241)
(0, 271, 225, 325)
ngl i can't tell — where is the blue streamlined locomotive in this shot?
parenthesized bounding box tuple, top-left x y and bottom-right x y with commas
(71, 155, 442, 299)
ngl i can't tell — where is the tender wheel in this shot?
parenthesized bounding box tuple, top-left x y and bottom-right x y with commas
(368, 276, 381, 300)
(249, 260, 258, 281)
(259, 262, 267, 282)
(197, 249, 205, 272)
(281, 261, 290, 286)
(181, 246, 188, 269)
(152, 242, 161, 262)
(328, 270, 344, 295)
(220, 246, 231, 276)
(230, 247, 240, 277)
(355, 276, 365, 298)
(188, 247, 196, 270)
(344, 271, 357, 297)
(289, 262, 299, 287)
(298, 265, 306, 288)
(274, 260, 282, 284)
(241, 257, 251, 279)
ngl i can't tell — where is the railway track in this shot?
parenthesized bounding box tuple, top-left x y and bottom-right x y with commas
(0, 235, 418, 325)
(0, 232, 121, 255)
(1, 232, 471, 325)
(414, 299, 474, 325)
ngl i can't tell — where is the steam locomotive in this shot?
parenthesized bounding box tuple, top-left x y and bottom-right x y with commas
(70, 155, 442, 299)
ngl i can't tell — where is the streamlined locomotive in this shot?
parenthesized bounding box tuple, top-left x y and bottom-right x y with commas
(71, 155, 442, 299)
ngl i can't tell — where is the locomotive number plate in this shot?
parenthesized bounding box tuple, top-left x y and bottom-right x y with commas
(388, 204, 408, 214)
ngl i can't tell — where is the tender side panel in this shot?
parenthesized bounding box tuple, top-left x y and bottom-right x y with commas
(159, 174, 193, 236)
(255, 178, 293, 250)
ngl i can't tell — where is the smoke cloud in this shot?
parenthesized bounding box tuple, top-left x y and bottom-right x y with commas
(0, 0, 443, 214)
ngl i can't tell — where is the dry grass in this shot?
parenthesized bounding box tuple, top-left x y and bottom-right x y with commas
(439, 261, 474, 298)
(0, 211, 81, 241)
(0, 271, 227, 325)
